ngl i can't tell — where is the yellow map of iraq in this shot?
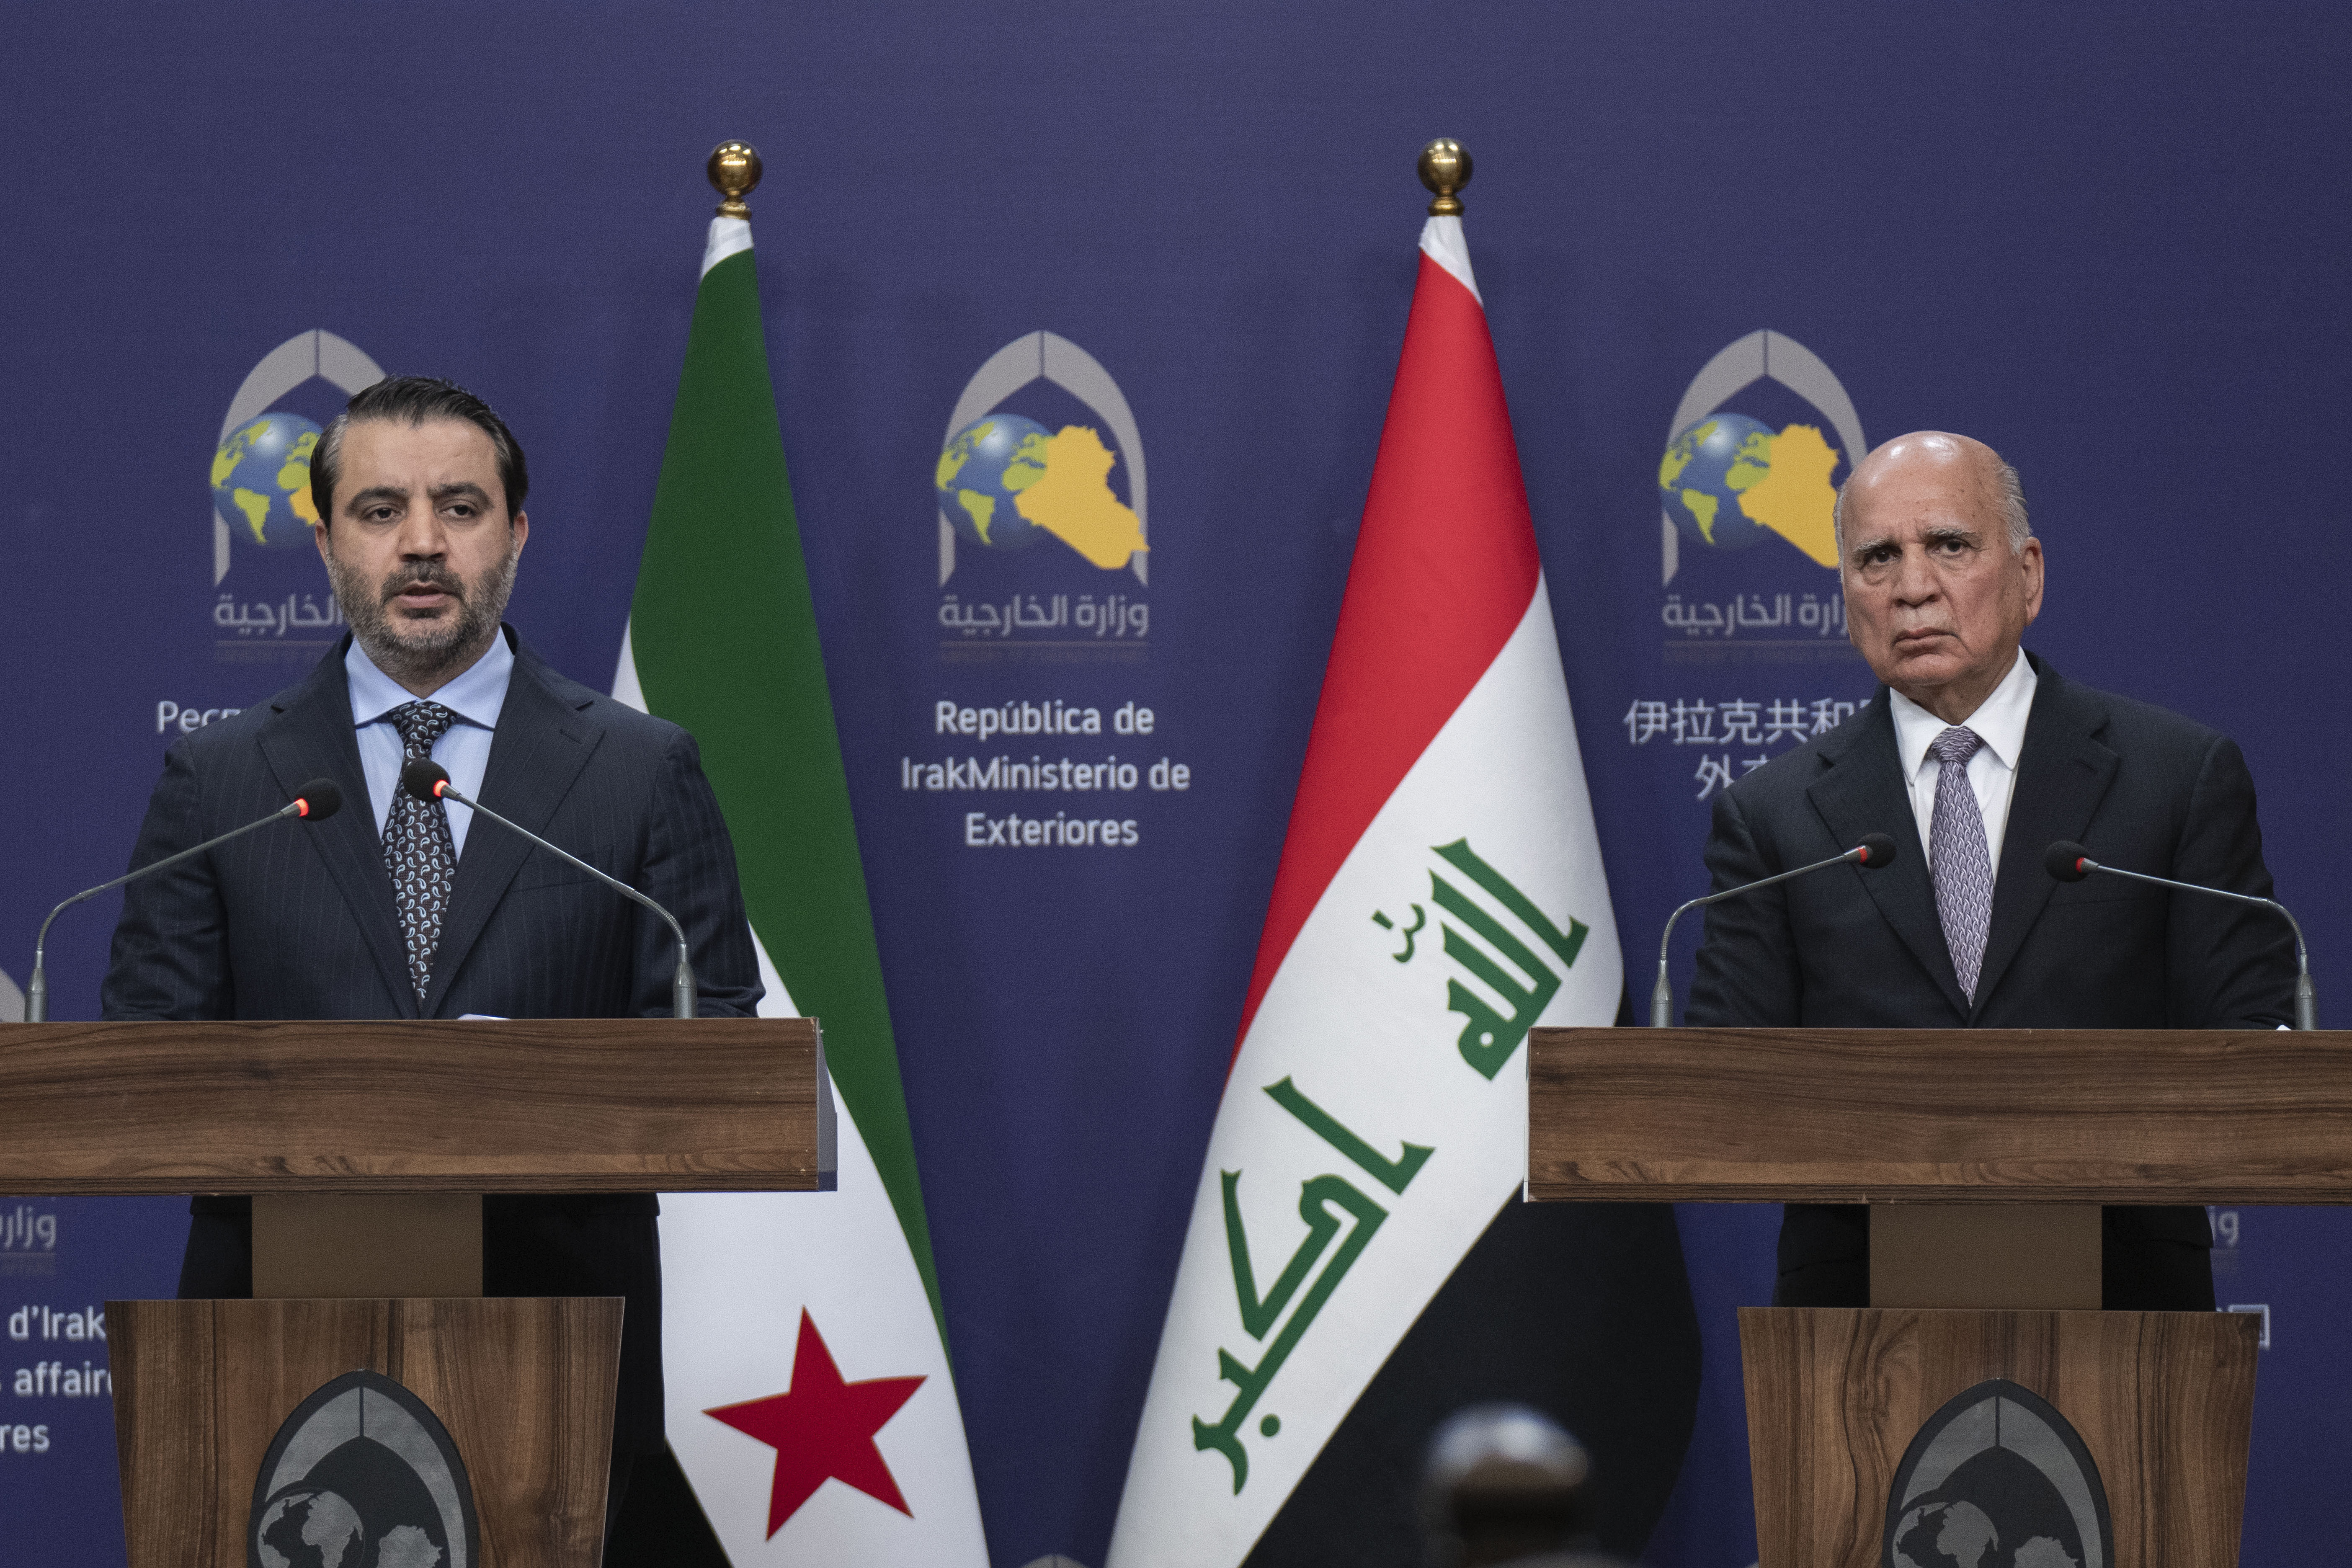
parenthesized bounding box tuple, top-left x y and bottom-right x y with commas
(1725, 423, 1840, 567)
(1657, 420, 1842, 568)
(958, 425, 1145, 569)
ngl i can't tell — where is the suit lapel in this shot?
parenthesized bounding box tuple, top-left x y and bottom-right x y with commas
(256, 643, 418, 1016)
(1807, 691, 1971, 1020)
(1971, 660, 2117, 1016)
(420, 645, 603, 1017)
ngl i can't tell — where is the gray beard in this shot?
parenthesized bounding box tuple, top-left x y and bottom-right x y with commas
(324, 534, 520, 690)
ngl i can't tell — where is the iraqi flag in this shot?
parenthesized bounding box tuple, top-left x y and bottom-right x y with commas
(1105, 208, 1698, 1565)
(612, 211, 990, 1566)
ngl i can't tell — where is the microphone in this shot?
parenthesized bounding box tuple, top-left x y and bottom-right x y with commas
(2045, 840, 2316, 1030)
(399, 758, 698, 1019)
(26, 778, 343, 1023)
(1649, 833, 1899, 1027)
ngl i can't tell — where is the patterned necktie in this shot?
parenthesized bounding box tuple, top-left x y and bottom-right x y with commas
(384, 700, 459, 999)
(1929, 725, 1994, 1003)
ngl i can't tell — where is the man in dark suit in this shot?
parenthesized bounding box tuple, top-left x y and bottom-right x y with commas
(1687, 431, 2294, 1310)
(102, 375, 761, 1523)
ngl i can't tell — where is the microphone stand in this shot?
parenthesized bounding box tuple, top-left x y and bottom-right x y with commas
(426, 779, 699, 1020)
(26, 791, 335, 1023)
(1650, 836, 1898, 1028)
(2058, 850, 2316, 1031)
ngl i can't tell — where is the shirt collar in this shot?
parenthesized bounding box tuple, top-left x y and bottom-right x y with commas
(1889, 648, 2039, 779)
(345, 625, 516, 731)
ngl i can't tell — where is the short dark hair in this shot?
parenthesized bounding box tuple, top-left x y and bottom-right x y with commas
(311, 375, 529, 525)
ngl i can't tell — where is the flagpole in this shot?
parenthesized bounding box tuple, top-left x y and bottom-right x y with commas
(636, 134, 993, 1564)
(1106, 134, 1653, 1566)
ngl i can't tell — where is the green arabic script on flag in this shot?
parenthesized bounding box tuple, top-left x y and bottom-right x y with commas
(1191, 839, 1586, 1495)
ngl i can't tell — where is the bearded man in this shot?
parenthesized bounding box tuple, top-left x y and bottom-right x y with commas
(102, 375, 762, 1525)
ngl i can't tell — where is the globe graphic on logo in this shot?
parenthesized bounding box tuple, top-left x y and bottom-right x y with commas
(213, 412, 324, 549)
(936, 413, 1056, 551)
(254, 1438, 452, 1568)
(253, 1488, 366, 1568)
(1890, 1445, 2088, 1568)
(1658, 412, 1779, 551)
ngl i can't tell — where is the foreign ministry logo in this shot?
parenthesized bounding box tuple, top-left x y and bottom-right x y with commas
(210, 330, 384, 662)
(212, 329, 385, 583)
(1659, 412, 1838, 565)
(249, 1369, 479, 1568)
(935, 332, 1149, 658)
(936, 415, 1142, 569)
(1884, 1379, 2113, 1568)
(1657, 330, 1865, 665)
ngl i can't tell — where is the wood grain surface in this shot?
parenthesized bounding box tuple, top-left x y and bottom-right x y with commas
(0, 1018, 819, 1194)
(1740, 1308, 2257, 1568)
(112, 1295, 622, 1568)
(1529, 1027, 2352, 1203)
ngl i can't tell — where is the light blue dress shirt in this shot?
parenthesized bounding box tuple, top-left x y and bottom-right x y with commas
(345, 629, 515, 857)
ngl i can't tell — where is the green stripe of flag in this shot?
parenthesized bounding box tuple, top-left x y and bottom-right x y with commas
(629, 245, 949, 1349)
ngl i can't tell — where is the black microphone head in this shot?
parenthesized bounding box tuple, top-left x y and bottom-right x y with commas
(2045, 840, 2092, 882)
(1854, 832, 1899, 869)
(291, 778, 343, 822)
(400, 757, 452, 802)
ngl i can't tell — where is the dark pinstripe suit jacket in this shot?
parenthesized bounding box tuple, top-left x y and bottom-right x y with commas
(103, 627, 761, 1024)
(101, 627, 762, 1450)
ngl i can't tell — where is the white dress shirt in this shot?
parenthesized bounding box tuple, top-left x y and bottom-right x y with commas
(345, 629, 515, 857)
(1888, 649, 2039, 882)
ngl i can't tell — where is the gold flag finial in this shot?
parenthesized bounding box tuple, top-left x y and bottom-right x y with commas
(1417, 138, 1472, 217)
(708, 140, 763, 218)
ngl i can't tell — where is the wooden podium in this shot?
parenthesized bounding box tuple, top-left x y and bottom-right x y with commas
(1, 1018, 827, 1568)
(1523, 1027, 2341, 1568)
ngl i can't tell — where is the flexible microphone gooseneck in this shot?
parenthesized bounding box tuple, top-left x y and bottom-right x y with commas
(25, 778, 343, 1024)
(2045, 840, 2315, 1030)
(400, 758, 698, 1019)
(1649, 833, 1901, 1028)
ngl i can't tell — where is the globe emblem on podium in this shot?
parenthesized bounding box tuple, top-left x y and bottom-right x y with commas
(935, 413, 1057, 552)
(211, 412, 323, 549)
(248, 1371, 477, 1568)
(253, 1485, 370, 1567)
(1883, 1380, 2110, 1568)
(1889, 1445, 2087, 1568)
(253, 1436, 451, 1567)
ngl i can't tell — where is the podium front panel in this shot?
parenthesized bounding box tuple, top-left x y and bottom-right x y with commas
(111, 1296, 621, 1568)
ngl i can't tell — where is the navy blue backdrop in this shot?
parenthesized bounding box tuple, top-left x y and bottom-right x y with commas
(5, 4, 2350, 1564)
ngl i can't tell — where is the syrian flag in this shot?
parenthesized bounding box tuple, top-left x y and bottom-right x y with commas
(613, 213, 990, 1566)
(1106, 210, 1696, 1566)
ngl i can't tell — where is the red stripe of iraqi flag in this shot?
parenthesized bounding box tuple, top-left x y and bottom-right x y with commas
(1233, 252, 1543, 1058)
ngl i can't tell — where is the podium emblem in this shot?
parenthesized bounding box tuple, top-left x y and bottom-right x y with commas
(1884, 1378, 2112, 1568)
(249, 1369, 480, 1568)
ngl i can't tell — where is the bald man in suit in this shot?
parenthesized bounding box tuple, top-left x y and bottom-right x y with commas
(1686, 432, 2294, 1310)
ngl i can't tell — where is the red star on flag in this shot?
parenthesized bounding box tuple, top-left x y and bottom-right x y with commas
(705, 1310, 928, 1536)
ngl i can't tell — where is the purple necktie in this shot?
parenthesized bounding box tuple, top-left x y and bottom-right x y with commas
(1929, 725, 1994, 1003)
